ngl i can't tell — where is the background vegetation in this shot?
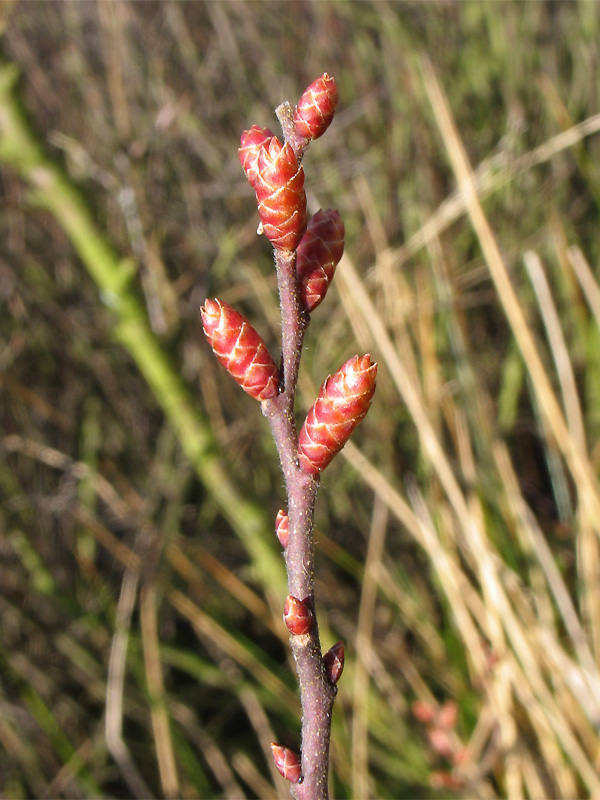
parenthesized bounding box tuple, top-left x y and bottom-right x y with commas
(1, 2, 600, 797)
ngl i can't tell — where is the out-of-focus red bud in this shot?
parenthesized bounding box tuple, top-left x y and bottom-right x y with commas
(438, 701, 458, 730)
(298, 355, 377, 475)
(239, 125, 275, 188)
(271, 743, 302, 783)
(254, 137, 307, 251)
(323, 640, 345, 684)
(296, 209, 344, 313)
(275, 509, 289, 548)
(284, 595, 313, 635)
(412, 699, 436, 724)
(427, 727, 455, 761)
(201, 298, 279, 401)
(293, 73, 338, 141)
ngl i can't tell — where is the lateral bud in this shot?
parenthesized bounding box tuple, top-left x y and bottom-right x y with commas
(275, 509, 289, 548)
(298, 354, 377, 475)
(323, 640, 345, 684)
(296, 209, 345, 312)
(293, 73, 338, 141)
(283, 595, 313, 635)
(270, 743, 302, 783)
(201, 298, 280, 401)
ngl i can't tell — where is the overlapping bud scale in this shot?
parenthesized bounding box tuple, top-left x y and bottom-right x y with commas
(254, 137, 307, 251)
(298, 355, 377, 475)
(271, 743, 302, 784)
(238, 125, 275, 189)
(296, 209, 345, 312)
(293, 73, 338, 141)
(201, 298, 279, 401)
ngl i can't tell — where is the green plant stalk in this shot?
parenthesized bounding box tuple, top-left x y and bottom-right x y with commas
(0, 62, 286, 597)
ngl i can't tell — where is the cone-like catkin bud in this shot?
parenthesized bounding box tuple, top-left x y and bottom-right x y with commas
(298, 355, 377, 475)
(254, 137, 307, 251)
(239, 125, 275, 189)
(323, 640, 345, 684)
(284, 595, 313, 635)
(296, 209, 345, 312)
(271, 743, 302, 783)
(293, 73, 338, 141)
(201, 298, 279, 401)
(275, 509, 289, 548)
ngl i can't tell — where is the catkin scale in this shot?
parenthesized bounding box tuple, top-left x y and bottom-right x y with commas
(298, 355, 377, 474)
(201, 298, 279, 401)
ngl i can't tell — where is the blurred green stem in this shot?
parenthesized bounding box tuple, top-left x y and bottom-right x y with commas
(0, 61, 285, 597)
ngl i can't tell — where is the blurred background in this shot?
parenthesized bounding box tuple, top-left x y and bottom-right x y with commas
(2, 1, 600, 797)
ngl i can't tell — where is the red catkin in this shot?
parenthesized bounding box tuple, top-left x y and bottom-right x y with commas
(201, 298, 279, 401)
(271, 743, 302, 783)
(254, 137, 307, 251)
(275, 509, 289, 548)
(284, 594, 313, 635)
(298, 354, 377, 475)
(323, 640, 345, 684)
(293, 73, 338, 141)
(296, 209, 345, 312)
(239, 125, 275, 189)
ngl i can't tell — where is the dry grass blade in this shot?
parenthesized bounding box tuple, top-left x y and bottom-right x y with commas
(418, 52, 600, 531)
(140, 583, 179, 798)
(105, 571, 151, 799)
(523, 250, 586, 453)
(351, 495, 388, 800)
(567, 245, 600, 329)
(392, 112, 600, 269)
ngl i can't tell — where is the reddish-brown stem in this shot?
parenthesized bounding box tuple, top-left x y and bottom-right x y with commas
(262, 392, 336, 800)
(274, 248, 308, 396)
(262, 248, 335, 800)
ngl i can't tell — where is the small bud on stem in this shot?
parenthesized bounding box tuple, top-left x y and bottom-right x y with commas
(271, 743, 302, 783)
(275, 509, 289, 548)
(293, 73, 338, 142)
(284, 594, 313, 635)
(323, 640, 345, 684)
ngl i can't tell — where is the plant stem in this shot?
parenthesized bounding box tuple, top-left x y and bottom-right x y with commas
(262, 245, 336, 800)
